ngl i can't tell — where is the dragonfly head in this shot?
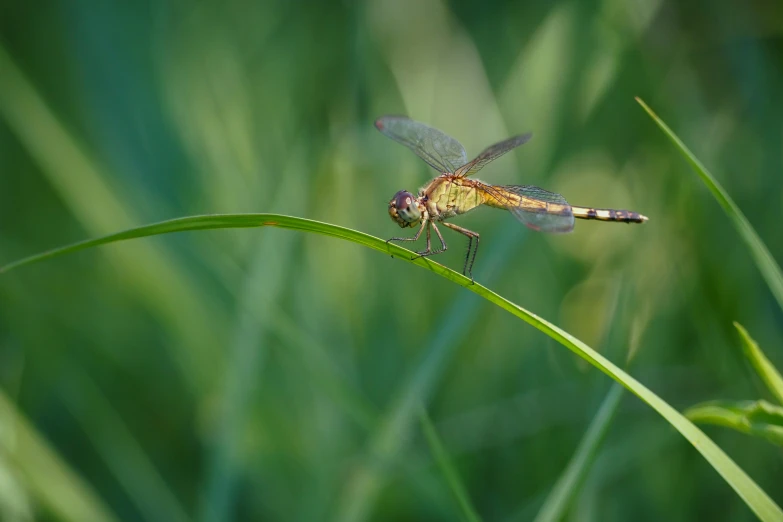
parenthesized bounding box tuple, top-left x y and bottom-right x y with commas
(389, 190, 423, 228)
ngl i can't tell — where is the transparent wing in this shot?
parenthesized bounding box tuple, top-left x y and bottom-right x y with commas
(481, 184, 574, 233)
(375, 116, 468, 173)
(455, 133, 532, 178)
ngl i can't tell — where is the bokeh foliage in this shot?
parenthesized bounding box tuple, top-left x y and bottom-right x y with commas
(1, 0, 782, 521)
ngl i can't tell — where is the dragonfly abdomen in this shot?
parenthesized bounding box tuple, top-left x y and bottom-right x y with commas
(572, 206, 648, 223)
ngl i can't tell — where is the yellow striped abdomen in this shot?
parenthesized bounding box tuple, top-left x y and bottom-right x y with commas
(571, 206, 648, 223)
(480, 185, 572, 216)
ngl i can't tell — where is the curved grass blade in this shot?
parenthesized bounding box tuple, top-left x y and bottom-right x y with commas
(734, 323, 783, 405)
(2, 213, 782, 521)
(199, 164, 309, 522)
(0, 214, 391, 275)
(635, 97, 783, 314)
(533, 384, 624, 522)
(0, 43, 226, 393)
(685, 400, 783, 447)
(334, 223, 522, 522)
(418, 405, 482, 522)
(532, 279, 625, 522)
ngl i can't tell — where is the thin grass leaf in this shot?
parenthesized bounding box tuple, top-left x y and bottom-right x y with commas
(2, 214, 782, 521)
(61, 371, 190, 522)
(533, 281, 646, 522)
(0, 215, 382, 276)
(734, 323, 783, 405)
(334, 222, 522, 522)
(685, 400, 783, 447)
(269, 308, 378, 430)
(635, 97, 783, 315)
(418, 405, 482, 522)
(0, 390, 119, 522)
(0, 44, 226, 393)
(199, 164, 306, 522)
(533, 384, 624, 522)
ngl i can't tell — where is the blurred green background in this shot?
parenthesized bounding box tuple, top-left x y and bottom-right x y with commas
(1, 0, 782, 520)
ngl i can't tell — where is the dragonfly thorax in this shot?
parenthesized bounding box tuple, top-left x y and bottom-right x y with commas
(388, 190, 425, 228)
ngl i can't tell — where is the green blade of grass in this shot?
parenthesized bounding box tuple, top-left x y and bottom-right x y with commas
(199, 163, 307, 522)
(533, 384, 624, 522)
(685, 400, 783, 447)
(418, 405, 482, 522)
(0, 390, 120, 522)
(734, 322, 783, 405)
(61, 371, 191, 522)
(2, 214, 782, 521)
(533, 281, 643, 522)
(0, 214, 398, 277)
(334, 223, 521, 522)
(0, 44, 227, 393)
(268, 308, 379, 430)
(635, 97, 783, 315)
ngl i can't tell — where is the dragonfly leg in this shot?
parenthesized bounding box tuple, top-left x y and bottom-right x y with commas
(386, 218, 428, 258)
(442, 222, 480, 281)
(422, 221, 432, 254)
(411, 221, 448, 260)
(430, 221, 448, 254)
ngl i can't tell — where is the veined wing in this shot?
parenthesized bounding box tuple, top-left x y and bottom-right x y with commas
(375, 116, 468, 173)
(480, 184, 574, 233)
(455, 133, 532, 178)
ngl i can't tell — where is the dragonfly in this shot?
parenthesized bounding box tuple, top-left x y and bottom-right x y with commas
(376, 116, 648, 280)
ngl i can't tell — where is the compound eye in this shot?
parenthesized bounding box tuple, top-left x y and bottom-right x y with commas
(390, 190, 421, 224)
(394, 190, 413, 210)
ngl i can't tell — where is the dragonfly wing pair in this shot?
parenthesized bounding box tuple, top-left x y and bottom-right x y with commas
(375, 116, 575, 233)
(375, 116, 468, 173)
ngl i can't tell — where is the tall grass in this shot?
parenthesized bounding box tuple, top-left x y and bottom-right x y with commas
(2, 213, 781, 521)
